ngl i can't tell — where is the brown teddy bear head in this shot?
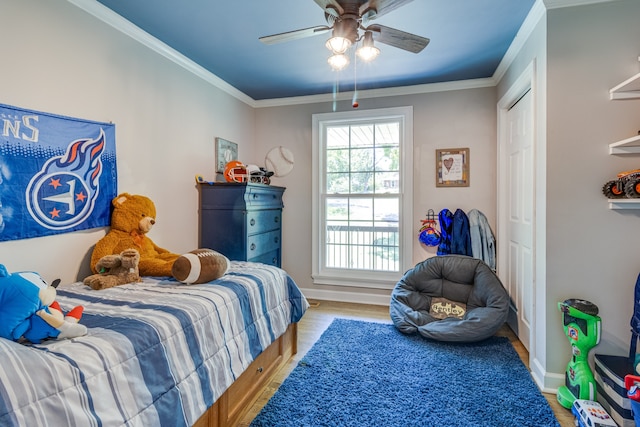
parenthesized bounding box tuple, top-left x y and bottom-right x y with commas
(110, 193, 157, 234)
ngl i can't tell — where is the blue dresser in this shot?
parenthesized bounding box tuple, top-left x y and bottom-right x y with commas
(198, 182, 285, 267)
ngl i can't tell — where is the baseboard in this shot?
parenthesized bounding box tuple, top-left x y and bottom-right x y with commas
(531, 356, 564, 393)
(301, 288, 392, 306)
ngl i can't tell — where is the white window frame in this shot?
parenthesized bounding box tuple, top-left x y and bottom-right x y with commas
(311, 106, 413, 289)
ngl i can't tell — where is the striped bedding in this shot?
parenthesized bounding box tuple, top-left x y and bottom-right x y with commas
(0, 261, 308, 427)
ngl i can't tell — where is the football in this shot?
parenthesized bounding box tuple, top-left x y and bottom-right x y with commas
(172, 249, 230, 285)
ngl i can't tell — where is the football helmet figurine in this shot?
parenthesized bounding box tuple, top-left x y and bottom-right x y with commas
(224, 160, 248, 183)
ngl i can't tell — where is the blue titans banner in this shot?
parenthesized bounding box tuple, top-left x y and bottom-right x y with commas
(0, 103, 117, 241)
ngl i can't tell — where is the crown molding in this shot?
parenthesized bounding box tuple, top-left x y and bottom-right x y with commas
(253, 78, 496, 108)
(543, 0, 622, 9)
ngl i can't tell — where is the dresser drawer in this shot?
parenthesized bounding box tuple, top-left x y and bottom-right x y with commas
(247, 209, 281, 235)
(245, 186, 284, 208)
(249, 249, 280, 266)
(199, 183, 284, 210)
(246, 230, 280, 258)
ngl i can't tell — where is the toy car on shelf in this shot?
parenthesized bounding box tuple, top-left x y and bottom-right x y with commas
(571, 399, 616, 427)
(602, 169, 640, 199)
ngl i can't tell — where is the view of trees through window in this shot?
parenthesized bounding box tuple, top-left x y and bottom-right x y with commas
(323, 121, 400, 272)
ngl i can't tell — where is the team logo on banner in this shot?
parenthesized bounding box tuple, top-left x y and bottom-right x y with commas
(0, 103, 117, 241)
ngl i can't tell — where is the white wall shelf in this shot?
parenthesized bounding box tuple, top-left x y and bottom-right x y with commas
(609, 134, 640, 154)
(608, 199, 640, 209)
(607, 57, 640, 208)
(610, 57, 640, 100)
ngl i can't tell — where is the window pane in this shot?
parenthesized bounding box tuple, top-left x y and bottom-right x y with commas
(351, 125, 373, 147)
(327, 172, 349, 193)
(349, 198, 372, 222)
(350, 172, 373, 193)
(376, 122, 399, 145)
(327, 126, 349, 148)
(374, 198, 398, 224)
(375, 172, 399, 194)
(326, 197, 348, 220)
(350, 147, 374, 172)
(326, 148, 349, 173)
(374, 146, 399, 172)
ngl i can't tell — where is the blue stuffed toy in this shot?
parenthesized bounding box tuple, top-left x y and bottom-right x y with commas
(0, 264, 87, 344)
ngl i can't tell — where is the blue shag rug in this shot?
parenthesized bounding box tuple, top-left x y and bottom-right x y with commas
(251, 318, 560, 427)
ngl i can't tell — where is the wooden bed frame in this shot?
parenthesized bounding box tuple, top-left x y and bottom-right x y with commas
(193, 322, 298, 427)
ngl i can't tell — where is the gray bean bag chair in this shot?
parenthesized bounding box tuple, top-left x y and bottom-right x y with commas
(390, 255, 509, 342)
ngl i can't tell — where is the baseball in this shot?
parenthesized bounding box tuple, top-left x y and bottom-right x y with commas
(265, 146, 294, 177)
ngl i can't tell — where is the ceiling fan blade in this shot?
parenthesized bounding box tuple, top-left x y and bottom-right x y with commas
(259, 25, 332, 45)
(359, 0, 414, 20)
(313, 0, 344, 16)
(366, 24, 429, 53)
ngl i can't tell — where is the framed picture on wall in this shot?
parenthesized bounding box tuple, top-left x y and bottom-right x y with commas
(436, 148, 470, 187)
(215, 137, 238, 174)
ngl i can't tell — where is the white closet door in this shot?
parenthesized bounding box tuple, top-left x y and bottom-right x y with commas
(504, 88, 534, 351)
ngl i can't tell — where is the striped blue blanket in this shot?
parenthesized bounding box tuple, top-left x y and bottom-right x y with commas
(0, 262, 308, 427)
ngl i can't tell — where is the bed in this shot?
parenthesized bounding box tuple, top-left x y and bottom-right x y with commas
(0, 261, 309, 427)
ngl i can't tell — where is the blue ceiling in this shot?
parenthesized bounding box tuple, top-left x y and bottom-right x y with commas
(94, 0, 536, 101)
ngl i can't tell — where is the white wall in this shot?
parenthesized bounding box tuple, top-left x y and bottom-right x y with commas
(0, 0, 255, 283)
(254, 88, 497, 304)
(544, 0, 640, 374)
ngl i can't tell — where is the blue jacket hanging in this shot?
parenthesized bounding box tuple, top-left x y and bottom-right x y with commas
(437, 209, 453, 255)
(451, 209, 473, 256)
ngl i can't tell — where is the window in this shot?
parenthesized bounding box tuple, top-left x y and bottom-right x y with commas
(312, 107, 413, 289)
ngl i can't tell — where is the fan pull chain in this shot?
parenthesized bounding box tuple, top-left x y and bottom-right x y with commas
(352, 48, 359, 108)
(333, 77, 339, 112)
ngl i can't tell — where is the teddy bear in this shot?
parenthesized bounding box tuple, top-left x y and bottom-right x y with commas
(0, 265, 87, 344)
(84, 248, 141, 290)
(90, 193, 179, 277)
(90, 193, 229, 284)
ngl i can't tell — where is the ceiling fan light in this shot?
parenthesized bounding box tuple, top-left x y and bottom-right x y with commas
(326, 36, 352, 54)
(356, 31, 380, 62)
(356, 45, 380, 62)
(328, 53, 350, 71)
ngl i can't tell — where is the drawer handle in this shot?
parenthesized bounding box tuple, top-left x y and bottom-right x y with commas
(250, 243, 256, 251)
(250, 218, 256, 226)
(257, 367, 263, 373)
(272, 257, 278, 265)
(274, 216, 279, 223)
(274, 237, 279, 244)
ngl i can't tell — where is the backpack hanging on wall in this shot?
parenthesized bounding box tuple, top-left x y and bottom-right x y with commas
(419, 209, 441, 247)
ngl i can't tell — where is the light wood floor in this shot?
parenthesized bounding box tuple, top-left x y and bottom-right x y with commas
(238, 300, 575, 426)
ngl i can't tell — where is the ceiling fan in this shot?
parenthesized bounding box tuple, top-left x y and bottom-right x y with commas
(259, 0, 429, 70)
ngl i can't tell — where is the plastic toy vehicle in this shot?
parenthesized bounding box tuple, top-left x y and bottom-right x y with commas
(602, 168, 640, 198)
(571, 399, 616, 427)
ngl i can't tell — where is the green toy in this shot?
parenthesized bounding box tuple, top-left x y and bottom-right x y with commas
(557, 299, 601, 409)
